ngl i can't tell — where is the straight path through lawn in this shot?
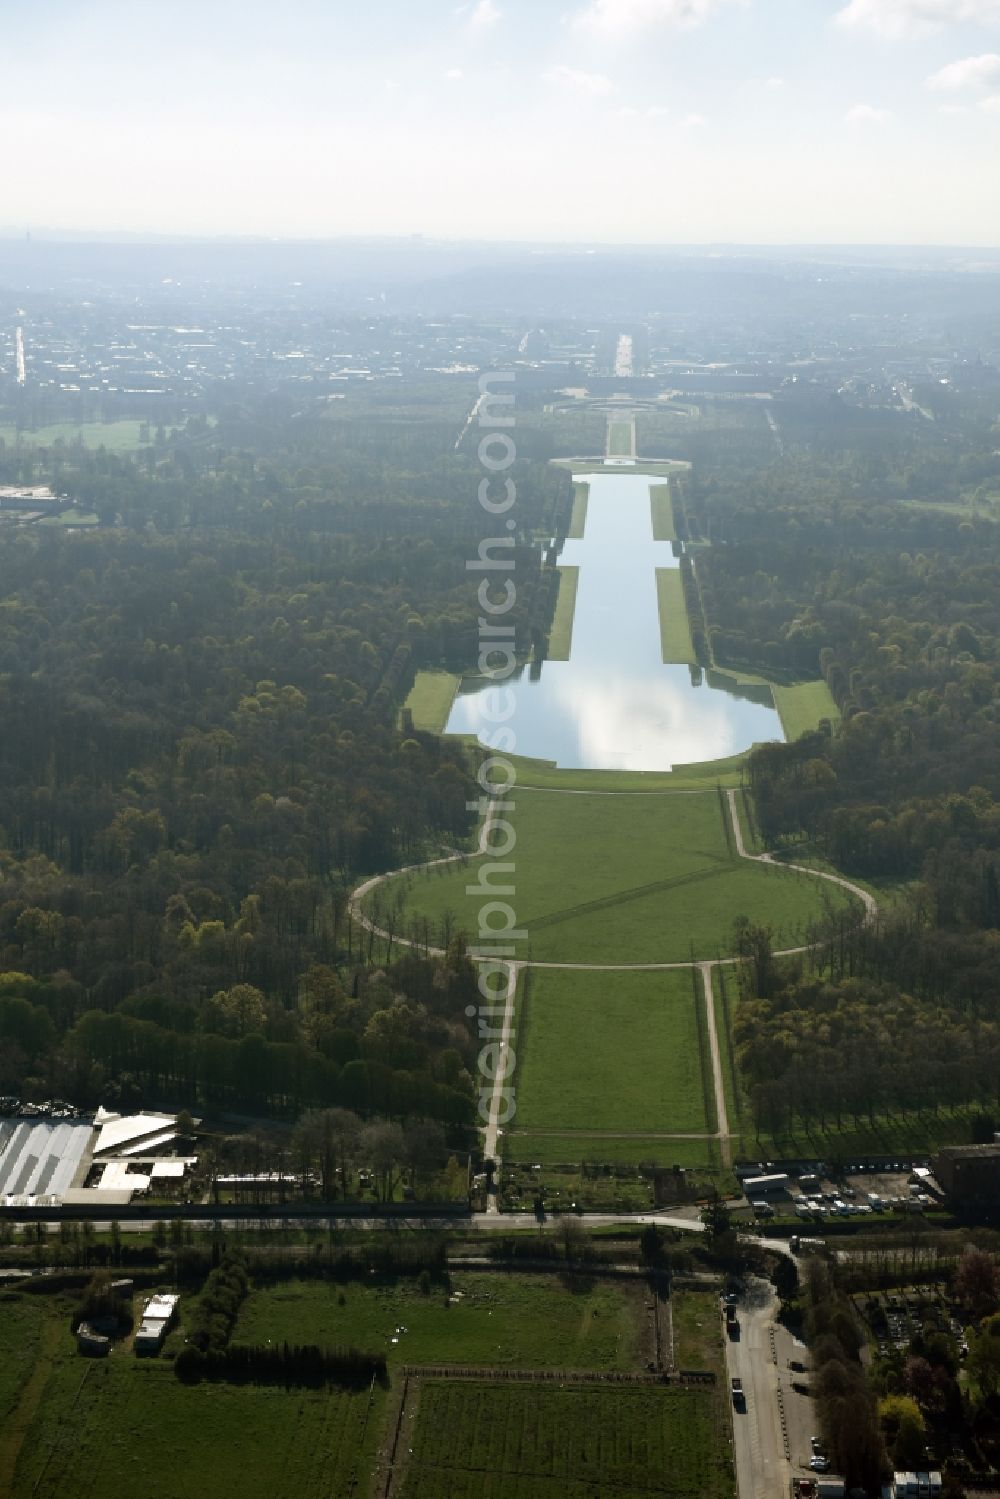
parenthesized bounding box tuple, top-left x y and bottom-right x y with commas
(349, 786, 876, 1173)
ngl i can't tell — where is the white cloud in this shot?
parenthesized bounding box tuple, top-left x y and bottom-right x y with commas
(845, 102, 892, 124)
(980, 91, 1000, 109)
(466, 0, 501, 30)
(927, 53, 1000, 91)
(836, 0, 1000, 41)
(680, 112, 707, 127)
(573, 0, 741, 37)
(544, 64, 615, 95)
(444, 68, 465, 80)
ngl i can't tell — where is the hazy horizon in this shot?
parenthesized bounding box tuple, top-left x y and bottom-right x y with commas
(7, 0, 1000, 245)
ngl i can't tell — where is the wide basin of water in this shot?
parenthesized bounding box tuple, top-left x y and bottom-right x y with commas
(445, 470, 784, 771)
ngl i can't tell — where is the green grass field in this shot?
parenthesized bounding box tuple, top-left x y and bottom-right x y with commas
(399, 1382, 733, 1499)
(656, 569, 696, 665)
(504, 1133, 721, 1168)
(402, 671, 461, 733)
(367, 788, 857, 964)
(568, 483, 589, 540)
(0, 420, 168, 452)
(236, 1273, 638, 1371)
(0, 1296, 46, 1426)
(1, 1297, 381, 1499)
(771, 680, 841, 741)
(607, 421, 634, 458)
(547, 568, 579, 661)
(671, 1289, 727, 1381)
(37, 506, 99, 527)
(649, 484, 677, 541)
(515, 969, 711, 1134)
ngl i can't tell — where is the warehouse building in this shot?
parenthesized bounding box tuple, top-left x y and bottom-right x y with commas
(135, 1293, 179, 1355)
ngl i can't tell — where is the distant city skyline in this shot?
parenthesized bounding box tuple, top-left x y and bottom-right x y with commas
(7, 0, 1000, 243)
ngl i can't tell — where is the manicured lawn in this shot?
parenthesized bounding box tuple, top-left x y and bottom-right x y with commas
(656, 569, 696, 664)
(546, 567, 578, 661)
(367, 788, 858, 964)
(399, 1382, 734, 1499)
(7, 1311, 381, 1499)
(0, 420, 166, 452)
(649, 483, 677, 541)
(402, 670, 461, 733)
(236, 1273, 638, 1371)
(771, 680, 841, 741)
(515, 969, 711, 1133)
(568, 483, 589, 539)
(607, 421, 634, 458)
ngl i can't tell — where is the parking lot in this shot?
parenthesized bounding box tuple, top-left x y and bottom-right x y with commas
(744, 1161, 941, 1226)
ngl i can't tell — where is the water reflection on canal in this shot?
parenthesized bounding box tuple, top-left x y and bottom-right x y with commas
(445, 471, 784, 771)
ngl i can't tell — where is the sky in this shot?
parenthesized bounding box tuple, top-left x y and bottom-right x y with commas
(5, 0, 1000, 244)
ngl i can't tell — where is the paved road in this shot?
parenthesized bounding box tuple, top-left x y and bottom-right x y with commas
(725, 1276, 792, 1499)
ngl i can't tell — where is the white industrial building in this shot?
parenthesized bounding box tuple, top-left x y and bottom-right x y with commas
(0, 1105, 196, 1209)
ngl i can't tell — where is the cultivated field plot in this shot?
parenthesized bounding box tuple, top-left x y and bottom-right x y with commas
(515, 969, 711, 1134)
(8, 1347, 380, 1499)
(399, 1381, 733, 1499)
(367, 789, 856, 964)
(236, 1273, 639, 1372)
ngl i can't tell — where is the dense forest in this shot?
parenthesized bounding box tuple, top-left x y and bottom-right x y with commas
(0, 392, 570, 1133)
(689, 393, 1000, 1134)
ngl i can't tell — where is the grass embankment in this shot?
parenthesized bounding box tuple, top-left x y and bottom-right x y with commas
(553, 459, 690, 478)
(402, 671, 461, 733)
(236, 1273, 638, 1372)
(771, 680, 841, 740)
(400, 1382, 733, 1499)
(649, 483, 677, 541)
(0, 1294, 381, 1499)
(487, 749, 747, 792)
(567, 482, 589, 540)
(546, 568, 578, 662)
(364, 788, 858, 965)
(656, 569, 697, 665)
(515, 969, 712, 1135)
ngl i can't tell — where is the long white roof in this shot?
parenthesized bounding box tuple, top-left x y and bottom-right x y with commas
(94, 1112, 178, 1156)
